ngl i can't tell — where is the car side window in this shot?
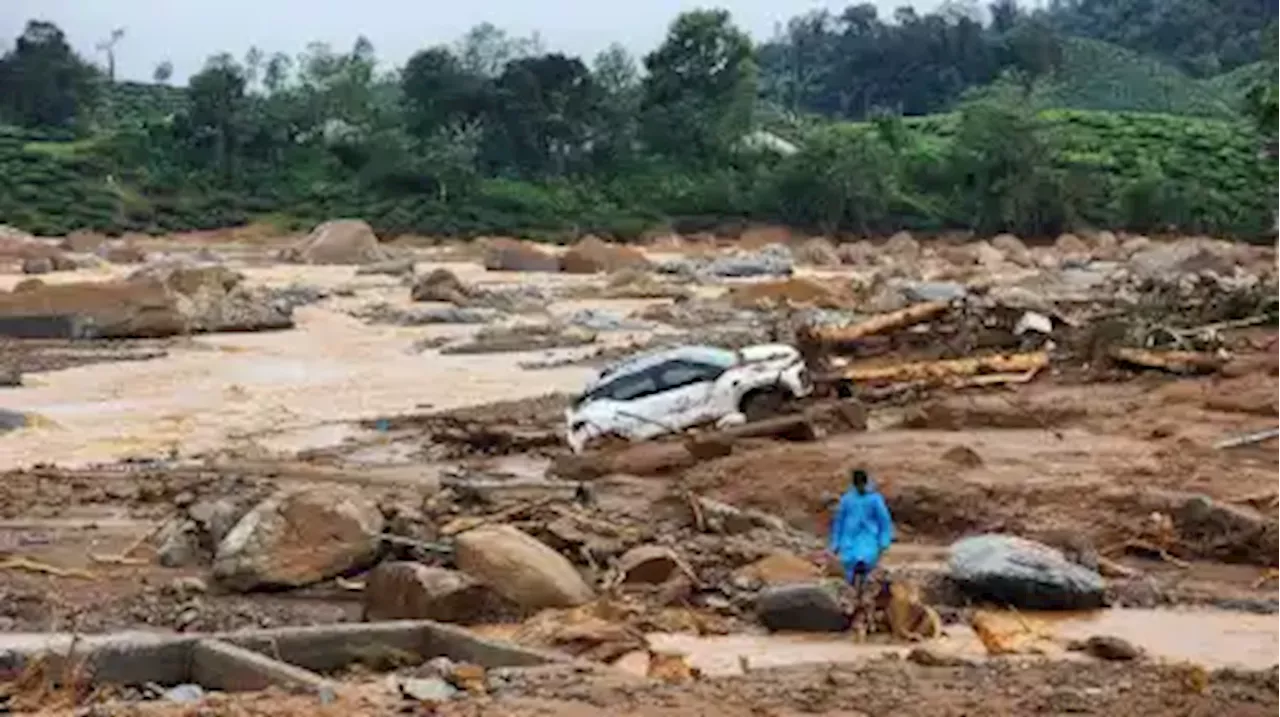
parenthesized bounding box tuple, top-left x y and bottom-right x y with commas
(604, 368, 661, 402)
(657, 361, 723, 391)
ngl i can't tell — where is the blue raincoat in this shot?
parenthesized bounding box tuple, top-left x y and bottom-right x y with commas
(828, 485, 894, 581)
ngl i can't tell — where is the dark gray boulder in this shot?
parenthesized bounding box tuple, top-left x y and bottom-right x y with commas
(756, 583, 849, 632)
(948, 534, 1105, 610)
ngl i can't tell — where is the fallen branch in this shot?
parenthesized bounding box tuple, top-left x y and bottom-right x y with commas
(1102, 540, 1190, 568)
(440, 496, 560, 537)
(1213, 428, 1280, 450)
(87, 554, 149, 566)
(0, 556, 97, 580)
(842, 352, 1049, 385)
(1108, 346, 1225, 374)
(378, 534, 453, 553)
(806, 300, 951, 345)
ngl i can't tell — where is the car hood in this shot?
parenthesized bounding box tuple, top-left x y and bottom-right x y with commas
(737, 343, 801, 364)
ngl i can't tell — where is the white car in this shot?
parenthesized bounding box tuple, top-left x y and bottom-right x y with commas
(565, 343, 813, 453)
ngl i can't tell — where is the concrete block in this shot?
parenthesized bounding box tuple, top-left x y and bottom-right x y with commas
(192, 639, 334, 701)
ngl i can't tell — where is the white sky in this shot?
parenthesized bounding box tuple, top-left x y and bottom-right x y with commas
(1, 0, 941, 83)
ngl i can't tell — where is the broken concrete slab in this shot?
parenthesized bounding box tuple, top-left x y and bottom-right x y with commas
(191, 639, 336, 701)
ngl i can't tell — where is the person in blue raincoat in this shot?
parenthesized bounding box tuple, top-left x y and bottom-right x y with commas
(828, 468, 894, 597)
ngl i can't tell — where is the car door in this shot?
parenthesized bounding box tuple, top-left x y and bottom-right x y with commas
(653, 360, 727, 429)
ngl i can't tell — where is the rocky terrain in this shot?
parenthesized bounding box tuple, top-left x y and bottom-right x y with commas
(0, 221, 1275, 716)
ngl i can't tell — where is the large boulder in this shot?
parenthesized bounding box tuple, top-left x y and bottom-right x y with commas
(482, 238, 561, 273)
(756, 583, 848, 632)
(97, 240, 148, 265)
(363, 562, 509, 624)
(410, 268, 472, 304)
(128, 260, 292, 333)
(560, 236, 650, 274)
(213, 485, 385, 591)
(281, 219, 389, 265)
(0, 279, 188, 339)
(836, 240, 876, 266)
(453, 525, 594, 609)
(1053, 233, 1090, 258)
(883, 231, 920, 259)
(947, 534, 1105, 610)
(1128, 238, 1242, 278)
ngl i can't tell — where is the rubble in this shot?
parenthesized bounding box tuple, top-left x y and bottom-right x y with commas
(356, 258, 416, 277)
(410, 268, 471, 304)
(793, 237, 841, 266)
(363, 562, 511, 623)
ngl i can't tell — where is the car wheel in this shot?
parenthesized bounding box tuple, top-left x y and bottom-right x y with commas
(740, 387, 789, 422)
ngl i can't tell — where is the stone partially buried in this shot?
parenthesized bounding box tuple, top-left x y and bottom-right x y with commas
(947, 534, 1105, 610)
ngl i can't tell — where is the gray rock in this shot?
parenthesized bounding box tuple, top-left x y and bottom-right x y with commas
(399, 677, 458, 702)
(266, 284, 331, 312)
(756, 583, 848, 632)
(1082, 635, 1142, 661)
(948, 534, 1105, 610)
(156, 519, 203, 568)
(188, 497, 250, 550)
(0, 409, 27, 431)
(357, 303, 498, 326)
(903, 282, 967, 302)
(700, 244, 794, 278)
(21, 257, 53, 275)
(163, 684, 205, 703)
(564, 309, 650, 332)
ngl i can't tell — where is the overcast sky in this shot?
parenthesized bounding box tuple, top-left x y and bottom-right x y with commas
(2, 0, 940, 83)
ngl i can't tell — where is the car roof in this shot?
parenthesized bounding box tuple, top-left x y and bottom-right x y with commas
(584, 344, 736, 392)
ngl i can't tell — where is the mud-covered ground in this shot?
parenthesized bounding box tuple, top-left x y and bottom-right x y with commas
(0, 228, 1276, 716)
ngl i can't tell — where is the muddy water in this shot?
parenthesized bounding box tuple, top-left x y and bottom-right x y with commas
(0, 263, 633, 469)
(649, 608, 1279, 676)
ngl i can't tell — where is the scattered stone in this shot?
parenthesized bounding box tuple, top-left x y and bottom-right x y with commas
(454, 524, 594, 609)
(903, 282, 967, 302)
(564, 309, 650, 332)
(734, 550, 821, 586)
(0, 366, 20, 387)
(213, 485, 385, 591)
(20, 257, 53, 275)
(947, 534, 1106, 610)
(447, 663, 488, 694)
(357, 303, 498, 326)
(482, 238, 560, 273)
(188, 497, 253, 552)
(410, 268, 471, 303)
(596, 269, 692, 300)
(1090, 231, 1120, 260)
(836, 240, 876, 266)
(972, 241, 1005, 269)
(363, 562, 508, 624)
(168, 576, 209, 595)
(884, 231, 920, 258)
(266, 284, 331, 312)
(700, 244, 794, 278)
(280, 219, 389, 265)
(756, 583, 848, 632)
(560, 236, 650, 274)
(1120, 235, 1152, 258)
(97, 240, 148, 264)
(1082, 635, 1142, 661)
(163, 684, 205, 703)
(0, 409, 28, 431)
(155, 519, 203, 568)
(440, 323, 595, 355)
(989, 234, 1032, 267)
(356, 258, 416, 277)
(1054, 233, 1089, 257)
(907, 646, 974, 667)
(399, 677, 458, 702)
(60, 231, 106, 253)
(616, 545, 688, 585)
(794, 237, 841, 266)
(941, 445, 983, 468)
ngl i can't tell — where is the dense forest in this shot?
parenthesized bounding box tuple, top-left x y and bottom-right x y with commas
(0, 1, 1275, 240)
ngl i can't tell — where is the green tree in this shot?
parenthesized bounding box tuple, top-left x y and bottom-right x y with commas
(640, 10, 756, 164)
(484, 53, 599, 177)
(944, 77, 1066, 234)
(1244, 22, 1280, 230)
(153, 60, 174, 84)
(591, 43, 641, 169)
(0, 21, 100, 130)
(183, 54, 250, 180)
(401, 47, 488, 138)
